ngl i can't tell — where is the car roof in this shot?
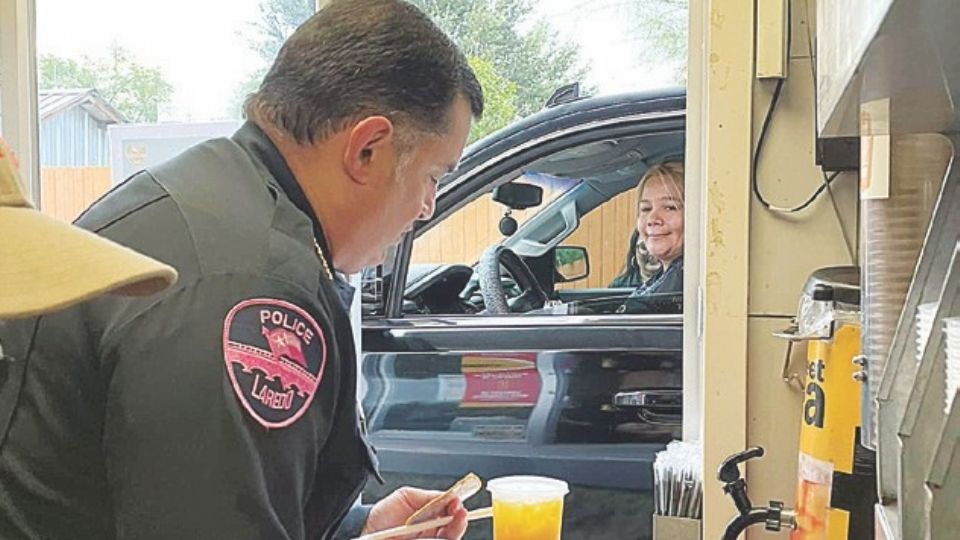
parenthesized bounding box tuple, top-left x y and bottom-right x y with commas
(457, 87, 686, 170)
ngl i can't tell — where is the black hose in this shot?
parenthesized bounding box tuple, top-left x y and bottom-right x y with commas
(721, 508, 770, 540)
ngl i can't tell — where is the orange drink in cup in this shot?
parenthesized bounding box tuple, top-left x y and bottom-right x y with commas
(487, 476, 569, 540)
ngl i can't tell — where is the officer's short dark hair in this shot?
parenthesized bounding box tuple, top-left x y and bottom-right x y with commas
(244, 0, 484, 147)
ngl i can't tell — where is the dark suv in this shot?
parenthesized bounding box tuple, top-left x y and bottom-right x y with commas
(360, 87, 686, 539)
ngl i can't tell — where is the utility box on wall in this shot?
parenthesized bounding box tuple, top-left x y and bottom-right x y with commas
(756, 0, 788, 79)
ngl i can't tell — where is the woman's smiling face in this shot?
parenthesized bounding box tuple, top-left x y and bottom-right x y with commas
(637, 174, 684, 268)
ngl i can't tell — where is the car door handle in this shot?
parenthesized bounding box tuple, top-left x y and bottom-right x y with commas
(613, 389, 682, 425)
(613, 389, 682, 408)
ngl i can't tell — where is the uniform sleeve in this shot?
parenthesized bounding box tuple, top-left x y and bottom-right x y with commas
(99, 274, 339, 539)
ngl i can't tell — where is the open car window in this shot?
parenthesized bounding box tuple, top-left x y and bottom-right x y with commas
(363, 130, 684, 318)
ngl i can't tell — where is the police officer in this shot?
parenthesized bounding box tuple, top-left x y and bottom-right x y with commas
(0, 1, 483, 538)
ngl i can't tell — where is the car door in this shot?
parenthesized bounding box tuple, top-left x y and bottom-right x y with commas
(360, 90, 686, 539)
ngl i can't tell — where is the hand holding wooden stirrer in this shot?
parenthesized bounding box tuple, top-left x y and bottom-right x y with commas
(352, 473, 489, 540)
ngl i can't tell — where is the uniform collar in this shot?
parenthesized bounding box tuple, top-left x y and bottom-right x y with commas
(232, 121, 336, 274)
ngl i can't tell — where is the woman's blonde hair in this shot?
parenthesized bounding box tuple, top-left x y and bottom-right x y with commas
(637, 161, 684, 201)
(635, 161, 685, 281)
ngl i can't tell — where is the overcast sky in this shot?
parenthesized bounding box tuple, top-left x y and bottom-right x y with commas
(38, 0, 263, 121)
(534, 0, 678, 94)
(38, 0, 679, 122)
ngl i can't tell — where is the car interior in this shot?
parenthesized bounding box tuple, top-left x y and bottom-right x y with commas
(364, 129, 685, 317)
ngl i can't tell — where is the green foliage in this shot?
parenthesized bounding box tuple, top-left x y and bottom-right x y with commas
(39, 44, 173, 123)
(406, 0, 586, 119)
(466, 57, 517, 144)
(242, 0, 586, 139)
(628, 0, 688, 84)
(38, 55, 96, 89)
(556, 246, 586, 266)
(230, 67, 269, 120)
(247, 0, 315, 66)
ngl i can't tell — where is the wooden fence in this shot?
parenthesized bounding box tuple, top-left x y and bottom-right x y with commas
(560, 188, 637, 288)
(411, 188, 638, 289)
(40, 168, 641, 289)
(39, 167, 111, 223)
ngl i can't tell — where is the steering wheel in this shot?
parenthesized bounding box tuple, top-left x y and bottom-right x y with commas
(477, 246, 549, 314)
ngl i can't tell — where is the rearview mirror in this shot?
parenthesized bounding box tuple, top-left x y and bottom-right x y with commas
(555, 246, 589, 283)
(493, 182, 543, 210)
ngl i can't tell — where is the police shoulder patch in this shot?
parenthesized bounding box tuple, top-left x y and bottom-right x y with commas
(222, 298, 327, 428)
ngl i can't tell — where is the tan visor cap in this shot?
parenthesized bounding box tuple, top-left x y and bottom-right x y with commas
(0, 138, 177, 319)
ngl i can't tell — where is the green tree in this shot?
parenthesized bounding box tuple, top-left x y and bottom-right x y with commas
(466, 56, 517, 144)
(404, 0, 587, 118)
(38, 55, 96, 89)
(239, 0, 586, 137)
(628, 0, 687, 84)
(231, 0, 313, 118)
(39, 44, 173, 123)
(248, 0, 315, 69)
(231, 67, 268, 119)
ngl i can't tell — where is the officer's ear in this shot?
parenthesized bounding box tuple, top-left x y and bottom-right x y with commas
(343, 116, 397, 186)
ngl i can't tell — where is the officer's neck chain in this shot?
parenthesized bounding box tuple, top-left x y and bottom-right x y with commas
(313, 238, 334, 282)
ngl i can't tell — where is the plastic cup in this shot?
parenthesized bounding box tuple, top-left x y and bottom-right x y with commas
(487, 476, 569, 540)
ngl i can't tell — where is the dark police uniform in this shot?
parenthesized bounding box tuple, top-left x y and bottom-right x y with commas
(0, 122, 381, 539)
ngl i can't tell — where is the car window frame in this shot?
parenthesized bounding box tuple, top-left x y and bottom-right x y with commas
(381, 110, 686, 319)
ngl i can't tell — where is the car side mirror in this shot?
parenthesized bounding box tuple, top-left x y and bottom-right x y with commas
(555, 246, 590, 283)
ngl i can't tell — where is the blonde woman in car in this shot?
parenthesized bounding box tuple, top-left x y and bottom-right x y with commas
(617, 161, 684, 314)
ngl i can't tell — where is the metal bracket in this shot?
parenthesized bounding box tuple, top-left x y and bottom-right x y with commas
(772, 323, 825, 391)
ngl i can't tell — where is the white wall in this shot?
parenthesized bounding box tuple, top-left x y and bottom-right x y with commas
(0, 0, 40, 200)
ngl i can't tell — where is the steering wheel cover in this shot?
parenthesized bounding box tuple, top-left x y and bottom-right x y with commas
(477, 245, 548, 314)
